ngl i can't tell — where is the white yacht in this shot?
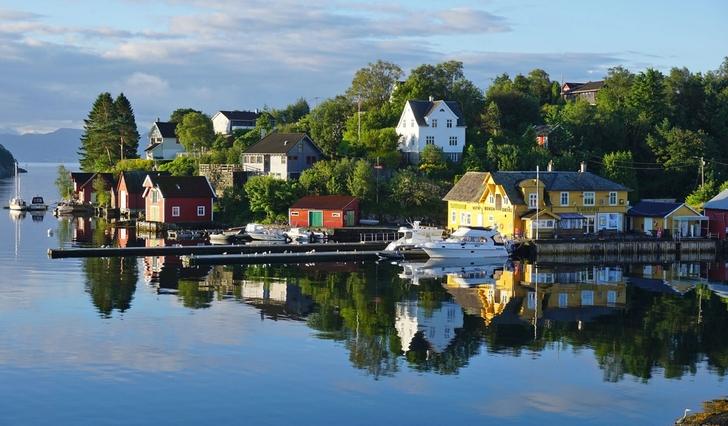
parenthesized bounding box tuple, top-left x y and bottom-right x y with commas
(8, 162, 27, 211)
(28, 196, 48, 211)
(285, 227, 325, 243)
(244, 223, 288, 242)
(422, 226, 509, 259)
(379, 221, 444, 259)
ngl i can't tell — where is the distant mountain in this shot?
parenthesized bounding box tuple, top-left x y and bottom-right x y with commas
(0, 128, 83, 162)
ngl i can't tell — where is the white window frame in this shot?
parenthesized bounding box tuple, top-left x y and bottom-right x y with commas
(291, 211, 299, 217)
(488, 195, 494, 205)
(560, 192, 569, 206)
(449, 136, 457, 146)
(451, 210, 456, 223)
(172, 206, 180, 217)
(425, 136, 434, 145)
(197, 205, 206, 217)
(529, 193, 538, 209)
(446, 119, 453, 128)
(432, 119, 437, 128)
(583, 191, 595, 206)
(609, 191, 617, 206)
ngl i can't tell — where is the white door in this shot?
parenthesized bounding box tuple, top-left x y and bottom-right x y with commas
(120, 190, 127, 209)
(644, 218, 652, 234)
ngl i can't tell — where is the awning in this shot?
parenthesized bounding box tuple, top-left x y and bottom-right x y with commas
(558, 212, 586, 220)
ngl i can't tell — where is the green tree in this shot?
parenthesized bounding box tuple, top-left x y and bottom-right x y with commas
(176, 112, 215, 153)
(347, 60, 403, 110)
(602, 151, 638, 195)
(244, 175, 303, 222)
(54, 165, 73, 199)
(273, 98, 310, 125)
(79, 92, 118, 171)
(686, 180, 719, 207)
(647, 120, 706, 170)
(307, 96, 354, 157)
(627, 68, 667, 129)
(92, 175, 111, 206)
(157, 156, 196, 176)
(169, 108, 201, 124)
(111, 158, 154, 173)
(386, 169, 445, 220)
(347, 159, 375, 208)
(113, 93, 140, 160)
(462, 144, 485, 172)
(418, 144, 447, 178)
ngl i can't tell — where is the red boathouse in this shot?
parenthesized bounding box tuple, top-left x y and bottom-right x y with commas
(142, 175, 216, 224)
(704, 189, 728, 239)
(113, 170, 168, 214)
(288, 195, 359, 228)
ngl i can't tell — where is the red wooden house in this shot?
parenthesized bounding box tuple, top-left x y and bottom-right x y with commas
(142, 175, 216, 224)
(289, 195, 359, 228)
(71, 172, 115, 204)
(113, 171, 168, 214)
(704, 189, 728, 239)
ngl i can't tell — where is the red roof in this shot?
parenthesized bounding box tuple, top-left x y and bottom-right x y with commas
(290, 195, 358, 210)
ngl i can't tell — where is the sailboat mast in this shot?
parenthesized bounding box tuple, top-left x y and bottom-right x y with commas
(15, 161, 19, 198)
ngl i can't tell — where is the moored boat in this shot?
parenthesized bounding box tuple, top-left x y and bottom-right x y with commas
(244, 223, 288, 242)
(28, 196, 48, 211)
(379, 221, 444, 259)
(422, 226, 510, 259)
(8, 161, 27, 211)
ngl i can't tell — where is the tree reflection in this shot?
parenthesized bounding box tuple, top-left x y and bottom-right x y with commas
(83, 256, 138, 318)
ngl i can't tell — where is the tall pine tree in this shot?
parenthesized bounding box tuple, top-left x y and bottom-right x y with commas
(79, 92, 140, 171)
(114, 93, 140, 160)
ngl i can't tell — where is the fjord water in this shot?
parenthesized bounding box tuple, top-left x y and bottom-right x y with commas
(1, 164, 727, 425)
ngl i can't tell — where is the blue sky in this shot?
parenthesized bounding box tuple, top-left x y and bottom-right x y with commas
(0, 0, 726, 133)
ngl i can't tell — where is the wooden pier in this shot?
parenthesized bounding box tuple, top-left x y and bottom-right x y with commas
(48, 241, 389, 259)
(183, 250, 384, 266)
(533, 238, 718, 257)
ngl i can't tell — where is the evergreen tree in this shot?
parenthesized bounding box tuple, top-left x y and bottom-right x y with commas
(79, 92, 118, 171)
(114, 93, 140, 160)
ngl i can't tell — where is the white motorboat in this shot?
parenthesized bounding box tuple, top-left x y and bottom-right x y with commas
(422, 226, 509, 259)
(379, 221, 444, 259)
(285, 227, 325, 243)
(244, 223, 288, 242)
(397, 258, 506, 286)
(8, 161, 27, 211)
(28, 196, 48, 211)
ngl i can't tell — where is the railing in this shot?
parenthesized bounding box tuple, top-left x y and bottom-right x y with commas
(360, 232, 397, 243)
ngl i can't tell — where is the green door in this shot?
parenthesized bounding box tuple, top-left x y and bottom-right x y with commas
(309, 211, 323, 227)
(345, 210, 355, 226)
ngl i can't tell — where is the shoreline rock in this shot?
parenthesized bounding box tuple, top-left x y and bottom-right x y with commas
(0, 143, 16, 178)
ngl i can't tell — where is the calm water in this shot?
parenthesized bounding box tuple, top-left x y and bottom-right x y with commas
(1, 163, 727, 425)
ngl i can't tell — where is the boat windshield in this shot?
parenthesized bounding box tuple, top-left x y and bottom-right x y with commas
(32, 197, 43, 204)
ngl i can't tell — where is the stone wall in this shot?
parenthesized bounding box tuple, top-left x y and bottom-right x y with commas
(199, 163, 246, 196)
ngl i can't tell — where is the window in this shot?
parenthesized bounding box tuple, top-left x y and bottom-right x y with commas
(558, 293, 568, 308)
(281, 155, 286, 164)
(432, 119, 437, 128)
(488, 195, 494, 204)
(583, 191, 595, 206)
(197, 206, 205, 216)
(306, 156, 315, 165)
(581, 290, 594, 306)
(298, 142, 304, 152)
(529, 193, 538, 208)
(410, 120, 414, 127)
(503, 195, 509, 206)
(609, 192, 617, 205)
(461, 212, 466, 223)
(451, 211, 456, 223)
(465, 213, 471, 225)
(560, 192, 569, 206)
(291, 211, 299, 216)
(607, 290, 617, 305)
(446, 119, 453, 128)
(172, 206, 180, 217)
(151, 188, 158, 203)
(449, 136, 458, 146)
(425, 136, 435, 145)
(331, 212, 341, 218)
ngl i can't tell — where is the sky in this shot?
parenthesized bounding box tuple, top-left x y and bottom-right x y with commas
(0, 0, 726, 134)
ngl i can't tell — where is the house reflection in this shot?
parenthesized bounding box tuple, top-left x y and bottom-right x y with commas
(395, 300, 464, 353)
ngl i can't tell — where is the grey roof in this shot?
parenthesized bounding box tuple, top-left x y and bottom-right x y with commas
(243, 133, 321, 155)
(119, 171, 168, 194)
(146, 175, 216, 199)
(627, 201, 684, 217)
(218, 110, 260, 121)
(443, 172, 487, 202)
(569, 81, 605, 93)
(491, 171, 629, 205)
(152, 121, 177, 138)
(704, 189, 728, 210)
(406, 100, 465, 127)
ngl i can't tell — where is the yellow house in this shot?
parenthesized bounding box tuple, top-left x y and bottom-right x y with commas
(626, 200, 706, 237)
(443, 168, 631, 238)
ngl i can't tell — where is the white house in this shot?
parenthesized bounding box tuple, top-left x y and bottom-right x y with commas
(395, 300, 464, 353)
(241, 132, 323, 180)
(211, 110, 260, 135)
(396, 98, 466, 163)
(144, 120, 184, 161)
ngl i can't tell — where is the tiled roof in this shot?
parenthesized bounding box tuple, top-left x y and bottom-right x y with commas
(147, 175, 215, 199)
(491, 171, 629, 205)
(244, 133, 320, 155)
(627, 201, 684, 217)
(407, 100, 465, 127)
(704, 189, 728, 210)
(153, 121, 177, 138)
(443, 172, 487, 202)
(290, 195, 358, 210)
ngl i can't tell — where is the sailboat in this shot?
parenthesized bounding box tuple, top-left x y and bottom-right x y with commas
(8, 161, 28, 211)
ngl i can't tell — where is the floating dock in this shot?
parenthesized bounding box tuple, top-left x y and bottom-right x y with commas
(183, 250, 384, 266)
(48, 241, 389, 259)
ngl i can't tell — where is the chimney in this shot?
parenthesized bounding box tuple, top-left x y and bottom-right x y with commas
(156, 117, 160, 122)
(547, 160, 554, 172)
(579, 161, 587, 173)
(255, 108, 259, 114)
(428, 95, 434, 102)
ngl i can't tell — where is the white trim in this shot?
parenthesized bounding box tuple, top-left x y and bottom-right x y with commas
(171, 206, 180, 217)
(197, 205, 206, 216)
